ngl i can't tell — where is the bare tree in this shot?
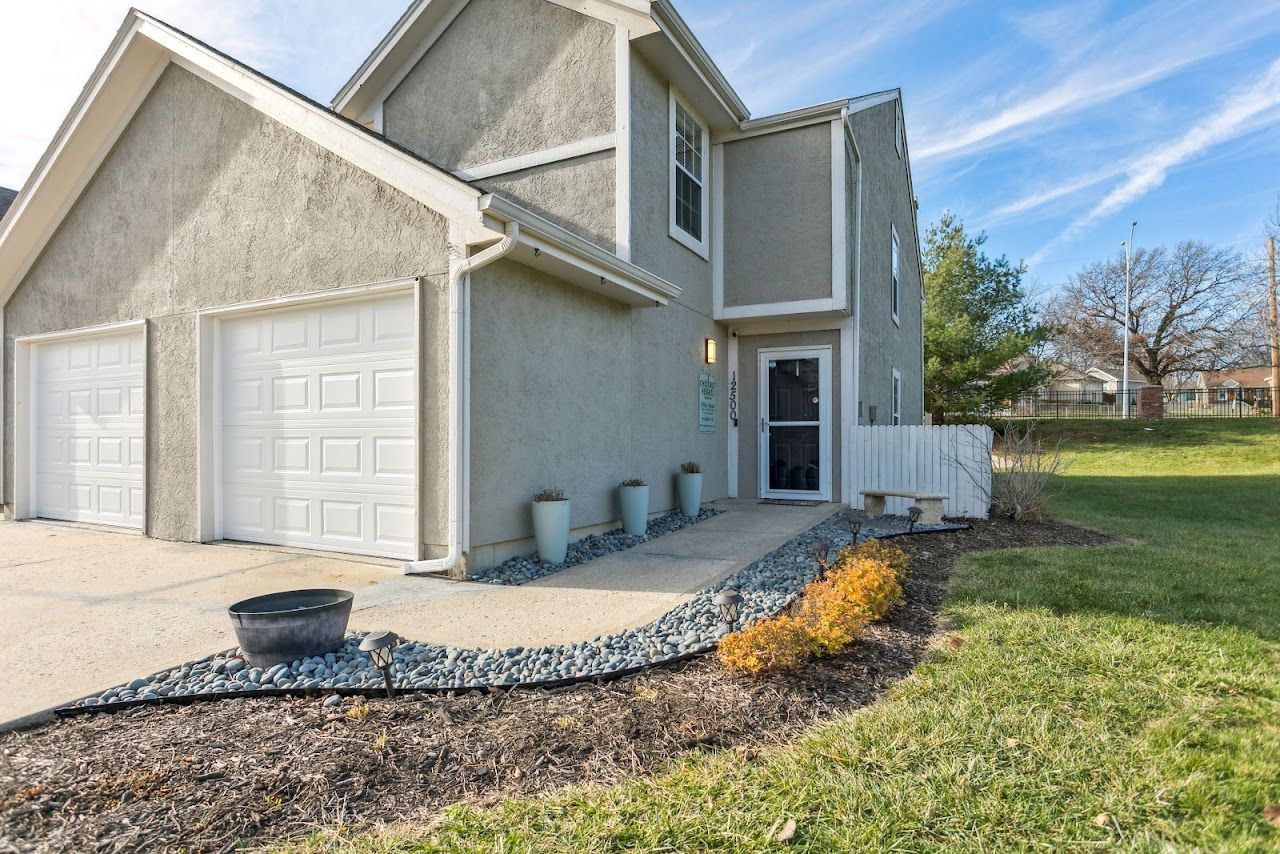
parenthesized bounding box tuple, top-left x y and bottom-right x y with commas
(1054, 240, 1257, 384)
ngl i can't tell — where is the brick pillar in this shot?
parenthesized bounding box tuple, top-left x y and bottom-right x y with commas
(1138, 386, 1164, 420)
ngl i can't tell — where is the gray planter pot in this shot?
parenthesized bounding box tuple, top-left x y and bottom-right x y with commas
(228, 588, 354, 668)
(676, 472, 703, 517)
(531, 499, 571, 564)
(618, 484, 650, 536)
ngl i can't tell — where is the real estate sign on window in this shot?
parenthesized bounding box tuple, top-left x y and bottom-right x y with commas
(698, 369, 716, 434)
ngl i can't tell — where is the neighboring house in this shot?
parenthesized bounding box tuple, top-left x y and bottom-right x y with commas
(0, 0, 923, 573)
(1083, 366, 1158, 395)
(1037, 364, 1105, 402)
(0, 188, 16, 223)
(1198, 367, 1276, 404)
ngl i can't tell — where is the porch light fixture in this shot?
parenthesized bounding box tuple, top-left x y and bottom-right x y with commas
(359, 631, 401, 698)
(714, 589, 744, 631)
(907, 505, 923, 533)
(705, 338, 717, 364)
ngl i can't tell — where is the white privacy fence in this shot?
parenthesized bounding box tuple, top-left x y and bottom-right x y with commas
(850, 425, 994, 518)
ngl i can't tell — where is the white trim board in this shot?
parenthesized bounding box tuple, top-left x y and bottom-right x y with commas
(614, 24, 632, 262)
(452, 133, 616, 181)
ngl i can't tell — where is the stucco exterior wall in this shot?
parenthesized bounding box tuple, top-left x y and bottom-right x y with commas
(735, 330, 842, 500)
(381, 0, 615, 250)
(850, 101, 923, 425)
(2, 65, 452, 550)
(628, 52, 712, 317)
(482, 151, 615, 250)
(467, 258, 726, 561)
(383, 0, 614, 169)
(722, 123, 833, 308)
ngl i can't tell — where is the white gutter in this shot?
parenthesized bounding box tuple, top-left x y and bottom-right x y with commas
(404, 222, 519, 575)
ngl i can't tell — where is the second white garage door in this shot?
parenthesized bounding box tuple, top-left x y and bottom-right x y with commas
(219, 292, 417, 559)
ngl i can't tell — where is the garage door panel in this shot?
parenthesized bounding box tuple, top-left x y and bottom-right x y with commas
(219, 292, 416, 559)
(35, 329, 145, 530)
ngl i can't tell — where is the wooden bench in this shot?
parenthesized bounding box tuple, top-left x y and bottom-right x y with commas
(859, 490, 947, 524)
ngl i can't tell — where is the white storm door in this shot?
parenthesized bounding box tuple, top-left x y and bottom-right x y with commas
(35, 329, 146, 529)
(218, 292, 417, 559)
(758, 346, 832, 501)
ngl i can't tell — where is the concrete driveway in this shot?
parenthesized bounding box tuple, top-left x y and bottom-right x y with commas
(0, 500, 836, 727)
(0, 521, 459, 726)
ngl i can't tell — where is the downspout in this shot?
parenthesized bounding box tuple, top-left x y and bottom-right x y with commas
(0, 306, 5, 519)
(404, 221, 519, 575)
(848, 123, 863, 430)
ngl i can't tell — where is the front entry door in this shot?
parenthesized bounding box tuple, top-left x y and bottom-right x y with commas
(758, 346, 832, 500)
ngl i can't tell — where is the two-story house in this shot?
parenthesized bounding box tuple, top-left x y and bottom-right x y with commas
(0, 0, 923, 574)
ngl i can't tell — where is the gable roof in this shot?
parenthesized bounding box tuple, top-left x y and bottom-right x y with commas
(0, 187, 16, 223)
(332, 0, 750, 130)
(0, 9, 678, 308)
(1202, 366, 1275, 388)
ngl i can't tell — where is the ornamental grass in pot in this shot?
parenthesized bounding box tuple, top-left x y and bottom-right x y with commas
(676, 461, 702, 517)
(531, 488, 571, 564)
(618, 478, 649, 536)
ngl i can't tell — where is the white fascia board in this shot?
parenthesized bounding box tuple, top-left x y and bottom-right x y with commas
(479, 194, 680, 305)
(846, 88, 900, 114)
(0, 12, 495, 307)
(715, 99, 849, 143)
(649, 0, 749, 122)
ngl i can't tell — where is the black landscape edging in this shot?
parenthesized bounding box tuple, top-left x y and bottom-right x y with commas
(52, 522, 971, 720)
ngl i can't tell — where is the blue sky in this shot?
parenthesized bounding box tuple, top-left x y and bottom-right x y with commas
(2, 0, 1279, 295)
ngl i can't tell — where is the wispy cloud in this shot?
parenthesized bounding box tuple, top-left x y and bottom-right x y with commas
(913, 1, 1279, 163)
(0, 0, 281, 189)
(1027, 56, 1280, 267)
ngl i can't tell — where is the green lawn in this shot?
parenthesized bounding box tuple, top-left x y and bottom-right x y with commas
(312, 420, 1280, 852)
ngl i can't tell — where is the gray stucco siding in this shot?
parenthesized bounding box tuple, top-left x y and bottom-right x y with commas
(722, 123, 833, 308)
(383, 0, 614, 170)
(735, 330, 842, 500)
(850, 100, 923, 425)
(467, 258, 726, 558)
(628, 52, 712, 318)
(482, 151, 615, 251)
(3, 65, 452, 549)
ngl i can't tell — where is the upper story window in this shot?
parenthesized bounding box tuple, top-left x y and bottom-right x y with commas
(895, 104, 904, 158)
(669, 88, 708, 256)
(891, 225, 901, 324)
(892, 369, 902, 425)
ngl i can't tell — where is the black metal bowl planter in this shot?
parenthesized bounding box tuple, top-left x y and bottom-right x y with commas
(228, 589, 355, 667)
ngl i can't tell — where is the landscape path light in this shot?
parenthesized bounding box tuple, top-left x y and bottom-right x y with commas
(714, 589, 744, 633)
(359, 631, 401, 698)
(907, 505, 923, 532)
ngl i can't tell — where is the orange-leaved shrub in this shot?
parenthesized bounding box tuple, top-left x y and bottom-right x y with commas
(718, 539, 908, 673)
(715, 614, 811, 675)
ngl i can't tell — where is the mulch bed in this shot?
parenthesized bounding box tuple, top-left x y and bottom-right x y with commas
(0, 518, 1109, 852)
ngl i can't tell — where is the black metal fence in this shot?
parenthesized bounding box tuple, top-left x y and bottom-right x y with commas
(992, 387, 1276, 419)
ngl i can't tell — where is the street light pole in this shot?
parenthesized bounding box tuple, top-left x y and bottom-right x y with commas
(1122, 221, 1137, 419)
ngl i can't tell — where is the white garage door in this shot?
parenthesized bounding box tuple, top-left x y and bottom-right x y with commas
(35, 329, 146, 529)
(219, 292, 417, 559)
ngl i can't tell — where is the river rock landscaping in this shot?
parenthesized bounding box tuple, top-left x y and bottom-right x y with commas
(62, 511, 962, 712)
(0, 518, 1110, 852)
(470, 507, 724, 585)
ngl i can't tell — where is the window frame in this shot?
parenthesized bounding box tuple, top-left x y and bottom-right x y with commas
(891, 224, 901, 325)
(892, 368, 902, 425)
(668, 86, 709, 258)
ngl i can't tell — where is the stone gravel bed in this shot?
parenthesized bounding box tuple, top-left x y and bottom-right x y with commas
(469, 506, 724, 585)
(64, 511, 964, 712)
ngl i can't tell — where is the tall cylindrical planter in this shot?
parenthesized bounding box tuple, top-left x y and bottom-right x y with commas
(618, 485, 650, 536)
(676, 472, 703, 517)
(532, 499, 571, 564)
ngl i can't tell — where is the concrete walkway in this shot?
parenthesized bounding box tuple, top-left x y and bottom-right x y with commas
(0, 500, 836, 726)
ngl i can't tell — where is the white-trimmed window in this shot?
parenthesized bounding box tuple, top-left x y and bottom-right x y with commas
(895, 104, 904, 158)
(669, 88, 708, 256)
(892, 369, 902, 425)
(891, 225, 901, 324)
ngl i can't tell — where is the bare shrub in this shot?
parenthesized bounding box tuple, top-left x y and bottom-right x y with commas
(990, 421, 1067, 520)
